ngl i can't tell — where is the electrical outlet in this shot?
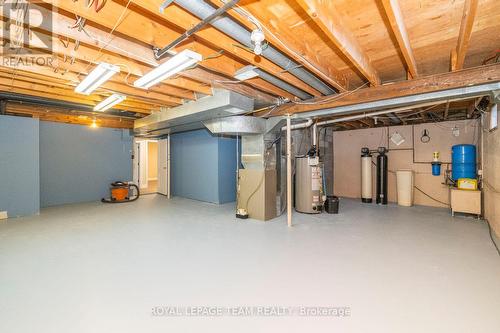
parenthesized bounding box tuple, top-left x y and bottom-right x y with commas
(0, 211, 8, 220)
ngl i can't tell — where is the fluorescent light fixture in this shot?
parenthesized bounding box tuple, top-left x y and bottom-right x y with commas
(94, 94, 126, 112)
(134, 49, 202, 89)
(75, 63, 120, 95)
(234, 65, 259, 81)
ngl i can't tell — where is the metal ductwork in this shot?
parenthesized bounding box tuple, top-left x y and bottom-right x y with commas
(204, 115, 284, 136)
(172, 0, 335, 97)
(134, 89, 254, 137)
(204, 115, 286, 221)
(253, 69, 311, 100)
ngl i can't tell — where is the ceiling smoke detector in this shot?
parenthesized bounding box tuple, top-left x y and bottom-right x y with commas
(250, 29, 265, 55)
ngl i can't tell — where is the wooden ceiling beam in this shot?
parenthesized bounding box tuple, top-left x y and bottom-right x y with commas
(0, 57, 180, 106)
(261, 63, 500, 116)
(452, 0, 479, 71)
(116, 0, 322, 97)
(0, 84, 147, 114)
(210, 0, 346, 92)
(0, 12, 209, 99)
(0, 73, 156, 112)
(295, 0, 380, 86)
(380, 0, 418, 78)
(6, 104, 134, 129)
(38, 0, 316, 99)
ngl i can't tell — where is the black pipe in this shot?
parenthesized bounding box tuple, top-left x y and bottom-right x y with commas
(0, 92, 140, 119)
(154, 0, 240, 60)
(376, 147, 388, 205)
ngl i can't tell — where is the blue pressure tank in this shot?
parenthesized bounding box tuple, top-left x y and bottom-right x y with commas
(451, 144, 476, 181)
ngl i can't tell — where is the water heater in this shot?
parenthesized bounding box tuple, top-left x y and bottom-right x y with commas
(295, 156, 324, 213)
(361, 147, 372, 203)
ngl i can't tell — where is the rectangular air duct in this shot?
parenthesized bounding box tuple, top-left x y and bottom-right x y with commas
(134, 89, 254, 137)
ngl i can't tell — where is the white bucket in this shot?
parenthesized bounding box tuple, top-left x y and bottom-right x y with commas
(396, 170, 414, 207)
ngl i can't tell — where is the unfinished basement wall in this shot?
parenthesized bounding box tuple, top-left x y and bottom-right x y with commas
(483, 120, 500, 237)
(0, 115, 40, 217)
(333, 120, 480, 208)
(39, 121, 133, 207)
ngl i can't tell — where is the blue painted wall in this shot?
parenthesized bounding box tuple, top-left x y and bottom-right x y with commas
(171, 129, 237, 204)
(0, 115, 40, 217)
(39, 121, 133, 207)
(218, 136, 237, 203)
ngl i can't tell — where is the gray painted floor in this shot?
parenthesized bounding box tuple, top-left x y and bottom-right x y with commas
(1, 196, 499, 333)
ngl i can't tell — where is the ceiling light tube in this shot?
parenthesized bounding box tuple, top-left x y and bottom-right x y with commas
(234, 65, 259, 81)
(94, 94, 126, 112)
(75, 63, 120, 95)
(134, 49, 202, 89)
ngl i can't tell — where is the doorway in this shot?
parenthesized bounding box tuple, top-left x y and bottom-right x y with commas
(133, 138, 170, 197)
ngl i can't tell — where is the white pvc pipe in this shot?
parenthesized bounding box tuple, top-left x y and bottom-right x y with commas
(281, 118, 313, 131)
(312, 122, 317, 147)
(286, 116, 292, 227)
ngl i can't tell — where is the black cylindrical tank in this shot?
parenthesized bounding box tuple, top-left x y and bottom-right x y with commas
(376, 147, 388, 205)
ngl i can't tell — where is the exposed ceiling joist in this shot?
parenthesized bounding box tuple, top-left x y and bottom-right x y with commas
(211, 0, 347, 92)
(380, 0, 419, 78)
(260, 63, 500, 117)
(38, 0, 320, 99)
(295, 0, 380, 86)
(452, 0, 479, 71)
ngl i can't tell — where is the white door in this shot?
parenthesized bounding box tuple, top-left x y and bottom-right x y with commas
(137, 140, 149, 189)
(158, 137, 169, 196)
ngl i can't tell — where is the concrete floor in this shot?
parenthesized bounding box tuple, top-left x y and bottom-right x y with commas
(1, 196, 499, 333)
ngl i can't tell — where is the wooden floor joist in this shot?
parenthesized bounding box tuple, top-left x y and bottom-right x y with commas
(261, 63, 500, 117)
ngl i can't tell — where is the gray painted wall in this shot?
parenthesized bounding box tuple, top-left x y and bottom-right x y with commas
(0, 115, 40, 217)
(171, 129, 237, 204)
(39, 121, 133, 207)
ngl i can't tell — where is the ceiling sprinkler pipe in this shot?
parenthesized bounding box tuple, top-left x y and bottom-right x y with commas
(173, 0, 335, 97)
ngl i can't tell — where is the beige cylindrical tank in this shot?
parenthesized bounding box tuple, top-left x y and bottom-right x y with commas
(361, 156, 372, 203)
(396, 170, 414, 206)
(295, 157, 323, 214)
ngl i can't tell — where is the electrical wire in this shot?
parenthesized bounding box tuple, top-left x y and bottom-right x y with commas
(77, 0, 134, 80)
(414, 186, 450, 206)
(224, 0, 345, 91)
(291, 81, 369, 105)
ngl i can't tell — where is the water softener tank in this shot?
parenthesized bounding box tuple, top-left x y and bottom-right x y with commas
(295, 156, 323, 214)
(451, 144, 476, 180)
(361, 147, 372, 203)
(376, 147, 388, 205)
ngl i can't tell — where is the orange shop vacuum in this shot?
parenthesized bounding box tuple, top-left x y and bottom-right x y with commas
(101, 181, 140, 203)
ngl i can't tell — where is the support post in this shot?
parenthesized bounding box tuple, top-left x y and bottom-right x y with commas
(167, 134, 171, 199)
(286, 116, 292, 227)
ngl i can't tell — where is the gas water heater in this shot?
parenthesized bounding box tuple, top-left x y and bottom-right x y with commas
(295, 156, 324, 213)
(361, 147, 372, 203)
